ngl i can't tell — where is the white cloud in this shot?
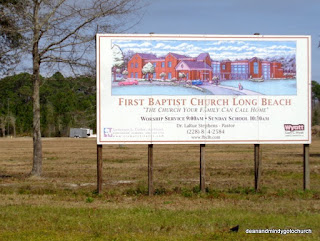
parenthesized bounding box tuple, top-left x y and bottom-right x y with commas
(154, 43, 166, 48)
(116, 41, 152, 48)
(268, 45, 295, 50)
(140, 42, 152, 47)
(206, 40, 247, 46)
(117, 40, 296, 61)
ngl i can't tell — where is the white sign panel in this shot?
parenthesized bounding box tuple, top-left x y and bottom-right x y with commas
(97, 34, 311, 144)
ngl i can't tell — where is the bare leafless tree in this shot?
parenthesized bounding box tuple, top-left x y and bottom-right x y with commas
(1, 0, 145, 176)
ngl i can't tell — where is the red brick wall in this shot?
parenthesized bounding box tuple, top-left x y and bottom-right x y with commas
(220, 61, 231, 80)
(128, 54, 144, 79)
(271, 62, 284, 78)
(152, 60, 166, 79)
(204, 55, 212, 67)
(249, 59, 263, 79)
(165, 53, 179, 79)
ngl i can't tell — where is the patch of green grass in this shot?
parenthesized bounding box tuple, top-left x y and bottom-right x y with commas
(16, 185, 61, 196)
(46, 156, 59, 160)
(0, 205, 318, 240)
(213, 149, 253, 153)
(181, 188, 193, 197)
(227, 187, 256, 195)
(154, 186, 167, 195)
(85, 197, 94, 203)
(272, 189, 320, 200)
(124, 185, 148, 196)
(116, 145, 128, 149)
(105, 158, 140, 163)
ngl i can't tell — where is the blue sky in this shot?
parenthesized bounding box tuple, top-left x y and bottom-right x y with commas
(133, 0, 319, 80)
(114, 40, 296, 60)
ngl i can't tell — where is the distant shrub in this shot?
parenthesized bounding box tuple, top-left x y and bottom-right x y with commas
(86, 197, 94, 203)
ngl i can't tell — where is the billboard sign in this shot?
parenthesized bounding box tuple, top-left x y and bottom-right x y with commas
(97, 34, 311, 144)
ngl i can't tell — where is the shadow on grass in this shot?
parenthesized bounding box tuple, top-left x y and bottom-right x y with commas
(0, 174, 13, 179)
(278, 153, 320, 158)
(0, 172, 29, 180)
(118, 184, 320, 201)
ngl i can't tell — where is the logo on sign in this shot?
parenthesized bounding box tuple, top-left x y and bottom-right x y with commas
(104, 128, 113, 137)
(284, 124, 304, 132)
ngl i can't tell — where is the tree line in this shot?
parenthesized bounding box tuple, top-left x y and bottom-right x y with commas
(0, 72, 96, 137)
(312, 80, 320, 126)
(1, 73, 320, 138)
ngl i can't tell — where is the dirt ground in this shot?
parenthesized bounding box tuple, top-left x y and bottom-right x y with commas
(0, 137, 319, 193)
(1, 138, 320, 240)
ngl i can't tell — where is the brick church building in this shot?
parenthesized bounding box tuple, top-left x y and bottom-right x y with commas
(127, 52, 285, 81)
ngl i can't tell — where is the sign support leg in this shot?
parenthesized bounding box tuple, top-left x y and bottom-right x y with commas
(148, 144, 154, 196)
(200, 144, 206, 192)
(254, 144, 262, 191)
(303, 144, 310, 190)
(97, 144, 103, 194)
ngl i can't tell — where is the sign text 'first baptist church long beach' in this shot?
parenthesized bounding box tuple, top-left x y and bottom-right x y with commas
(97, 34, 311, 144)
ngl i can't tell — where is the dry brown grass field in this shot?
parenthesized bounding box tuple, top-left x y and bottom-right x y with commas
(0, 137, 320, 240)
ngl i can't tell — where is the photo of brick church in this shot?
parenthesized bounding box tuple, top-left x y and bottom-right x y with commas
(127, 52, 285, 81)
(112, 39, 296, 96)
